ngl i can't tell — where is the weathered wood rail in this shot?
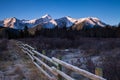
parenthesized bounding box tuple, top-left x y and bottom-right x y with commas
(16, 41, 106, 80)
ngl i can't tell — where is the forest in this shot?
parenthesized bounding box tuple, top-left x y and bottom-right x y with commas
(1, 23, 120, 39)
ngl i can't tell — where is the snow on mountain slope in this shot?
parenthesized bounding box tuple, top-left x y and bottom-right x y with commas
(72, 17, 106, 30)
(77, 17, 106, 27)
(2, 14, 54, 29)
(22, 19, 37, 24)
(34, 14, 52, 24)
(3, 17, 24, 29)
(41, 14, 52, 21)
(55, 16, 77, 28)
(1, 14, 107, 30)
(23, 14, 56, 29)
(32, 14, 57, 28)
(39, 19, 57, 28)
(44, 19, 57, 28)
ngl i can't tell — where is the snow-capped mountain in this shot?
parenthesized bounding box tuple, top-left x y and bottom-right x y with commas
(3, 17, 25, 29)
(36, 14, 57, 28)
(41, 14, 52, 21)
(0, 14, 107, 30)
(0, 14, 57, 29)
(21, 14, 56, 29)
(72, 17, 106, 30)
(78, 17, 106, 27)
(55, 16, 77, 28)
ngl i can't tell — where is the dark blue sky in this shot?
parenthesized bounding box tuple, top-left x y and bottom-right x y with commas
(0, 0, 120, 25)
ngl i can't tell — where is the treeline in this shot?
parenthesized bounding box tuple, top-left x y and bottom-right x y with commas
(1, 23, 120, 39)
(34, 24, 120, 39)
(0, 26, 30, 39)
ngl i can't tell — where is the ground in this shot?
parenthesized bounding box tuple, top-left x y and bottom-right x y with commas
(0, 38, 120, 80)
(0, 40, 43, 80)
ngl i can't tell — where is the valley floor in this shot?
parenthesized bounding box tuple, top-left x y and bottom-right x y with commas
(0, 38, 120, 80)
(19, 37, 120, 80)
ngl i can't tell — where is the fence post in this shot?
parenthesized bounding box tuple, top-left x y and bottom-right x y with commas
(41, 50, 46, 79)
(95, 67, 103, 77)
(42, 50, 46, 69)
(57, 55, 62, 80)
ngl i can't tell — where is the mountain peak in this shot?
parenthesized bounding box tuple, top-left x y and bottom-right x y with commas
(6, 17, 17, 20)
(41, 14, 52, 19)
(74, 17, 106, 29)
(0, 15, 107, 29)
(65, 16, 77, 21)
(4, 17, 18, 23)
(87, 17, 100, 21)
(65, 16, 71, 18)
(78, 17, 100, 23)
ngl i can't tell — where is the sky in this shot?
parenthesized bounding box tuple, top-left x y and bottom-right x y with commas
(0, 0, 120, 25)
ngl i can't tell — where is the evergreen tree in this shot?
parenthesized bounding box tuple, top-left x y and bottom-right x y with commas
(116, 23, 120, 37)
(19, 30, 24, 38)
(23, 25, 29, 37)
(35, 27, 40, 36)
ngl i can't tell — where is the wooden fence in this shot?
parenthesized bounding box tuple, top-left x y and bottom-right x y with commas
(16, 41, 106, 80)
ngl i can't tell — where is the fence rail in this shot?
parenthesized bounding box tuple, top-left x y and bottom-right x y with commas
(16, 41, 106, 80)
